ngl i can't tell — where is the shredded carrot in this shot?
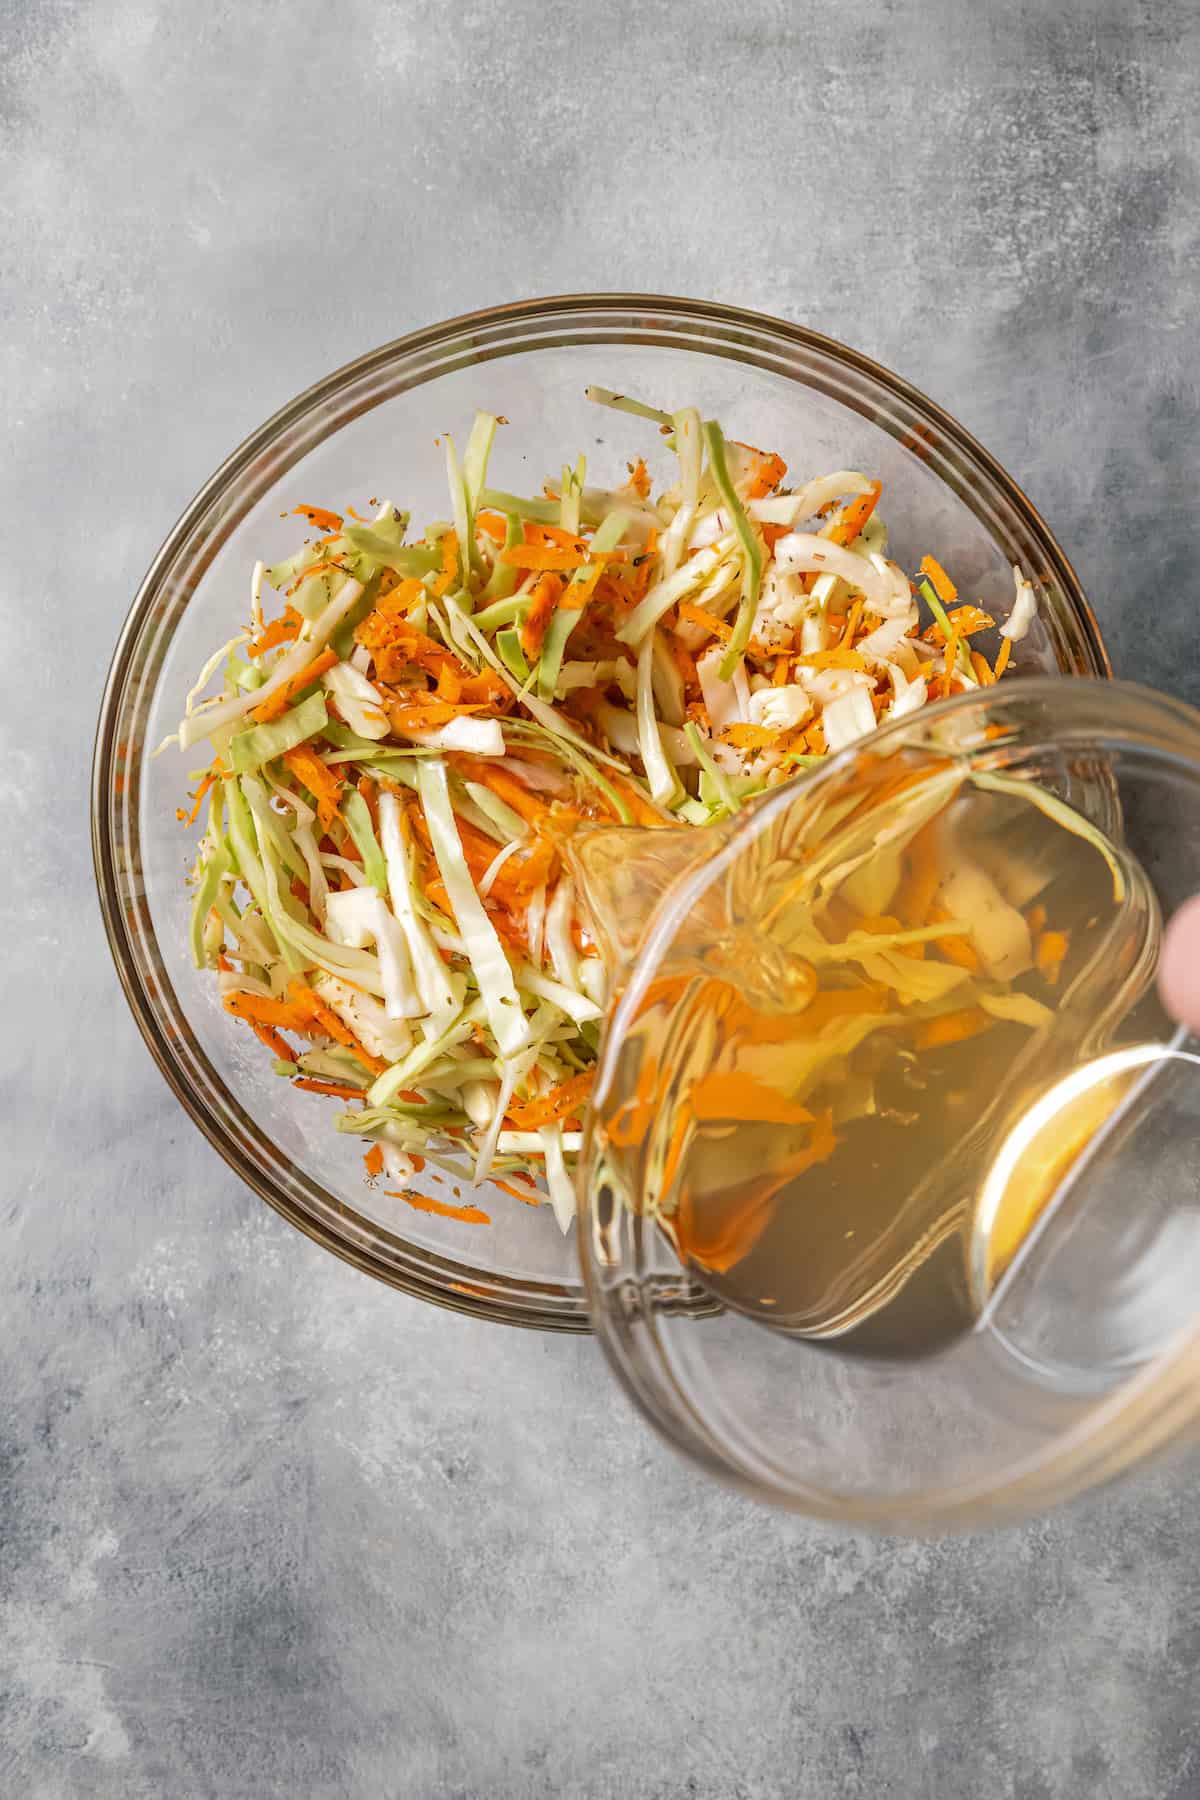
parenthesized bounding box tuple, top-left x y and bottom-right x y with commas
(840, 599, 865, 648)
(282, 744, 344, 830)
(363, 1144, 385, 1177)
(1036, 929, 1070, 985)
(822, 480, 882, 547)
(491, 1178, 543, 1206)
(223, 991, 318, 1034)
(626, 457, 651, 499)
(672, 1111, 836, 1274)
(506, 1071, 594, 1130)
(928, 906, 980, 972)
(718, 722, 777, 751)
(970, 649, 995, 686)
(363, 615, 463, 673)
(385, 695, 482, 735)
(499, 542, 587, 573)
(287, 980, 389, 1075)
(524, 522, 591, 552)
(559, 559, 608, 612)
(519, 572, 565, 659)
(789, 985, 890, 1031)
(760, 521, 792, 554)
(247, 605, 304, 658)
(894, 820, 942, 927)
(924, 604, 996, 645)
(250, 647, 339, 723)
(730, 441, 788, 499)
(690, 1070, 814, 1127)
(475, 511, 507, 542)
(430, 530, 461, 598)
(293, 1077, 368, 1099)
(252, 1021, 295, 1062)
(677, 601, 732, 641)
(385, 1190, 491, 1225)
(653, 1096, 695, 1197)
(293, 504, 343, 534)
(913, 1007, 992, 1050)
(375, 577, 426, 619)
(177, 768, 219, 828)
(670, 638, 699, 691)
(994, 637, 1012, 678)
(1025, 903, 1048, 935)
(797, 646, 868, 672)
(919, 554, 958, 606)
(356, 774, 380, 832)
(610, 773, 676, 828)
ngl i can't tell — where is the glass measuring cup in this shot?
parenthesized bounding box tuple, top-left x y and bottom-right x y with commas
(571, 678, 1200, 1530)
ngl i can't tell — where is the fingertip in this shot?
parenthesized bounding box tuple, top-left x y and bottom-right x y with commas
(1158, 895, 1200, 1031)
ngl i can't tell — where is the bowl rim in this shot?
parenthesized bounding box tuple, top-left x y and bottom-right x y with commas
(92, 291, 1112, 1332)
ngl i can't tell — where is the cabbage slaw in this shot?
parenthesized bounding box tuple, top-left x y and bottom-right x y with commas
(172, 391, 1035, 1230)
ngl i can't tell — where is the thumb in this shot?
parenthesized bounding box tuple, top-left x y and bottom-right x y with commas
(1158, 896, 1200, 1032)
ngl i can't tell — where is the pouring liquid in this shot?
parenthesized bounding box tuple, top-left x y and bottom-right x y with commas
(595, 752, 1165, 1359)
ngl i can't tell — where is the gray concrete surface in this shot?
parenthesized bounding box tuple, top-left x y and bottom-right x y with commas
(4, 0, 1200, 1794)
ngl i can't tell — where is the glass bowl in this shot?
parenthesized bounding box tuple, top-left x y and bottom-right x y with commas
(92, 294, 1110, 1331)
(578, 678, 1200, 1528)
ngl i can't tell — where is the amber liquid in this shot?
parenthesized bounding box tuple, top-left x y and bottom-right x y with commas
(598, 753, 1165, 1359)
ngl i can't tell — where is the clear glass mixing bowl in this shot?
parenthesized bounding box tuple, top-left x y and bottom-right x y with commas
(578, 679, 1200, 1528)
(92, 295, 1109, 1330)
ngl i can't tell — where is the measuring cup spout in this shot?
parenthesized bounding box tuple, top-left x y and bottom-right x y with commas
(567, 818, 729, 980)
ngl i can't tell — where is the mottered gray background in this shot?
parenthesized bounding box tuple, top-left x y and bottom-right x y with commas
(4, 0, 1200, 1794)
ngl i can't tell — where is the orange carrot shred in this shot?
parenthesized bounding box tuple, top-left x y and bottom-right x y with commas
(718, 723, 777, 751)
(286, 980, 389, 1075)
(250, 648, 339, 724)
(223, 991, 318, 1033)
(499, 543, 588, 572)
(920, 554, 958, 606)
(492, 1178, 543, 1206)
(822, 480, 882, 547)
(282, 744, 344, 830)
(251, 1021, 296, 1062)
(178, 770, 217, 828)
(293, 504, 343, 534)
(519, 572, 565, 659)
(994, 637, 1013, 678)
(364, 1144, 385, 1178)
(690, 1070, 814, 1126)
(1036, 929, 1070, 985)
(248, 605, 304, 658)
(730, 441, 788, 499)
(385, 1190, 491, 1225)
(677, 601, 732, 641)
(914, 1008, 992, 1050)
(506, 1071, 594, 1131)
(430, 531, 460, 597)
